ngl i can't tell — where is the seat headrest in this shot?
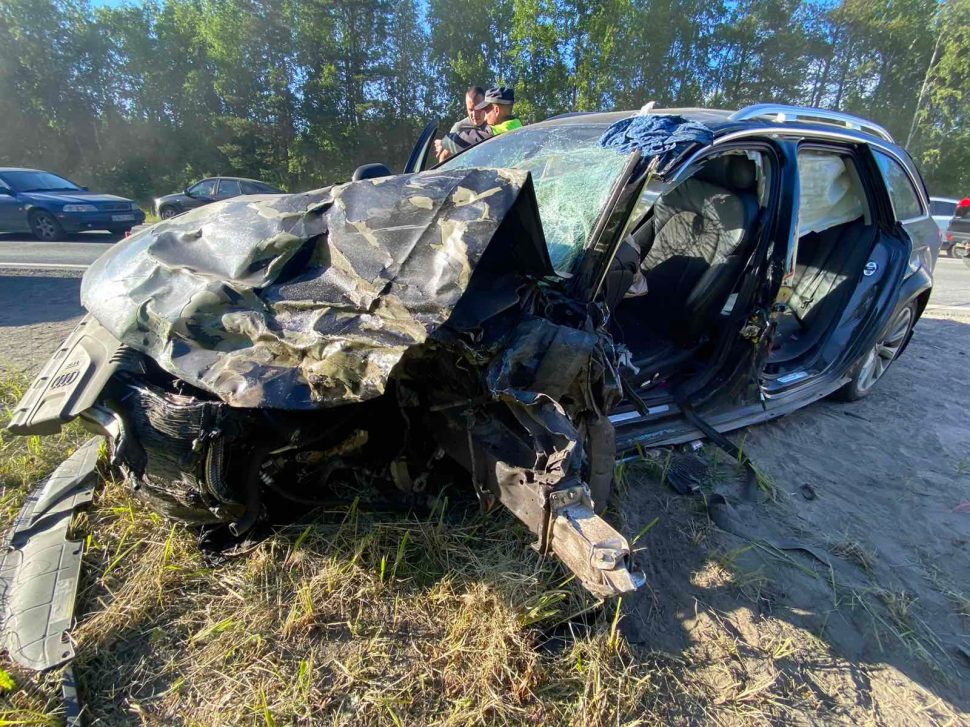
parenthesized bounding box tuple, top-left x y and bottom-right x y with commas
(695, 155, 757, 193)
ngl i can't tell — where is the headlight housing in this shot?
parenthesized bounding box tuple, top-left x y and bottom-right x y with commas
(62, 204, 98, 213)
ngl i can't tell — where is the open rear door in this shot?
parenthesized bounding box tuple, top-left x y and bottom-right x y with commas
(404, 121, 438, 174)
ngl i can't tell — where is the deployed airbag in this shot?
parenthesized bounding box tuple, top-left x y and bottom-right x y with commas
(797, 152, 865, 235)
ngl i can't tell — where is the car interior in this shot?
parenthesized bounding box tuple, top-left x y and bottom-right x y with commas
(765, 150, 876, 371)
(601, 150, 771, 391)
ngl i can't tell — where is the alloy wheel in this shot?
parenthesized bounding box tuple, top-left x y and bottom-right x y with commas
(160, 208, 176, 219)
(856, 306, 912, 393)
(31, 212, 60, 241)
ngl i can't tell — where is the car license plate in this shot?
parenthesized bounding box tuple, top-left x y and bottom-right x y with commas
(111, 214, 135, 222)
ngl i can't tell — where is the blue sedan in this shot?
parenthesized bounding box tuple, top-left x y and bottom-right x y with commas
(0, 167, 145, 240)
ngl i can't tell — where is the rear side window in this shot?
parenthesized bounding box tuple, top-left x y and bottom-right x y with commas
(931, 199, 956, 217)
(219, 179, 242, 196)
(873, 151, 923, 220)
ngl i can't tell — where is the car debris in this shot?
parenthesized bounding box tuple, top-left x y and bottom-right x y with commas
(0, 437, 100, 670)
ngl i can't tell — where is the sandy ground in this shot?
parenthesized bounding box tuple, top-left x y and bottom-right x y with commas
(617, 307, 970, 723)
(1, 267, 968, 722)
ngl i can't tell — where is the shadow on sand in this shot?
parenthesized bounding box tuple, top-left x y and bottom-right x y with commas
(618, 315, 969, 720)
(0, 274, 84, 327)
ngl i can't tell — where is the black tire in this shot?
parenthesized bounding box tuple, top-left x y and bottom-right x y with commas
(832, 302, 915, 402)
(159, 206, 178, 220)
(28, 210, 65, 241)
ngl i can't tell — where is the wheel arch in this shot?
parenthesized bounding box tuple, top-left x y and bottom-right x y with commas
(912, 287, 931, 322)
(25, 203, 56, 219)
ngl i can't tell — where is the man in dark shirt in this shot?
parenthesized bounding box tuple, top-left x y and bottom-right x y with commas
(435, 86, 492, 162)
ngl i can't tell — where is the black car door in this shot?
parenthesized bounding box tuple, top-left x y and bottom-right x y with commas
(404, 121, 439, 174)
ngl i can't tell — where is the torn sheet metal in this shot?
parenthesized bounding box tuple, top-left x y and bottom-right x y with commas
(0, 437, 100, 670)
(81, 168, 551, 409)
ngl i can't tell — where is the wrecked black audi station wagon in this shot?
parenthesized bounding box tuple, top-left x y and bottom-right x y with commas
(3, 105, 937, 670)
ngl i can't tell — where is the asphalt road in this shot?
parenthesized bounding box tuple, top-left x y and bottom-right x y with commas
(0, 232, 967, 312)
(0, 233, 117, 270)
(926, 256, 970, 311)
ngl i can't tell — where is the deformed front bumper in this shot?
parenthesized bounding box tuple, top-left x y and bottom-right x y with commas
(0, 437, 101, 670)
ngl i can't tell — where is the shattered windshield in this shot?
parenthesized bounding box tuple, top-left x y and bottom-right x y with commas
(438, 124, 632, 272)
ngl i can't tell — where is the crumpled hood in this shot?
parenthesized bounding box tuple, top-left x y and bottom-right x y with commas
(81, 167, 552, 408)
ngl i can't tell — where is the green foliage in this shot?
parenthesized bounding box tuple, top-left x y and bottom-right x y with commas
(0, 0, 966, 201)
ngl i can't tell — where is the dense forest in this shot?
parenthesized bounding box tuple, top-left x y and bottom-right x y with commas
(1, 0, 967, 204)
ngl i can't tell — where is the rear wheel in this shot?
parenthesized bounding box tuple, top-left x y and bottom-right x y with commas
(29, 210, 64, 241)
(833, 303, 915, 402)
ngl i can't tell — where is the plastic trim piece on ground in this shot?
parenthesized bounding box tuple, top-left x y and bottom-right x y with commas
(0, 436, 101, 670)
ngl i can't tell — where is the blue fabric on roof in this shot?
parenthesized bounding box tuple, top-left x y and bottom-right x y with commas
(599, 113, 713, 157)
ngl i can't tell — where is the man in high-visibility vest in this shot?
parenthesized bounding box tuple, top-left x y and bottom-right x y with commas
(475, 86, 522, 135)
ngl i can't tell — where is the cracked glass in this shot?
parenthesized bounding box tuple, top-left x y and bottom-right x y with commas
(438, 124, 632, 272)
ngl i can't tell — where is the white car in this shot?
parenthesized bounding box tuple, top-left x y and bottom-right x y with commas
(930, 196, 959, 235)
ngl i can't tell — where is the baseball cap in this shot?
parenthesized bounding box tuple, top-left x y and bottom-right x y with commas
(474, 86, 515, 110)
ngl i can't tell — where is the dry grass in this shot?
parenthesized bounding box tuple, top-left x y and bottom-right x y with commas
(4, 470, 665, 726)
(0, 372, 965, 725)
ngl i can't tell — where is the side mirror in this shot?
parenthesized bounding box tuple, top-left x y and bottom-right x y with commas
(80, 186, 89, 191)
(183, 188, 194, 197)
(0, 188, 13, 196)
(352, 163, 392, 182)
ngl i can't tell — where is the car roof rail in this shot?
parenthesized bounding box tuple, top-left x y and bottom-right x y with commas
(730, 104, 894, 143)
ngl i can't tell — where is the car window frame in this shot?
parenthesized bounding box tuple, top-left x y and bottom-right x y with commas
(583, 138, 789, 306)
(712, 127, 930, 226)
